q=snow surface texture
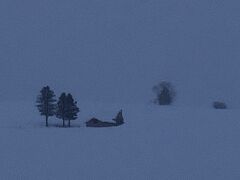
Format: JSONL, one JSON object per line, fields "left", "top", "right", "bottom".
{"left": 1, "top": 102, "right": 240, "bottom": 180}
{"left": 1, "top": 0, "right": 240, "bottom": 179}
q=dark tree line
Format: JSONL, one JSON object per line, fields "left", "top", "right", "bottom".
{"left": 36, "top": 86, "right": 80, "bottom": 127}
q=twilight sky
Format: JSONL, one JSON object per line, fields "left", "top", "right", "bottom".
{"left": 1, "top": 0, "right": 240, "bottom": 105}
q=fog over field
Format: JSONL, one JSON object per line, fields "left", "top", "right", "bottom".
{"left": 1, "top": 0, "right": 240, "bottom": 106}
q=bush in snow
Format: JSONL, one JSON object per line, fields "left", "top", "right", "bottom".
{"left": 152, "top": 81, "right": 175, "bottom": 105}
{"left": 213, "top": 101, "right": 227, "bottom": 109}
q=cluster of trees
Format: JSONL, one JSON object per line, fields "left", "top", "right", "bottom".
{"left": 36, "top": 86, "right": 80, "bottom": 127}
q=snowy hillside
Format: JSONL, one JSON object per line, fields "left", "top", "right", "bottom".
{"left": 1, "top": 0, "right": 240, "bottom": 179}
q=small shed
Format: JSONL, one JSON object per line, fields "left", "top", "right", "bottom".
{"left": 86, "top": 118, "right": 116, "bottom": 127}
{"left": 86, "top": 110, "right": 124, "bottom": 127}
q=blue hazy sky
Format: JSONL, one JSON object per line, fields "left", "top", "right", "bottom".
{"left": 1, "top": 0, "right": 240, "bottom": 105}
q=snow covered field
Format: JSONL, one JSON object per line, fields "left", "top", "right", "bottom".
{"left": 0, "top": 101, "right": 239, "bottom": 180}
{"left": 1, "top": 0, "right": 240, "bottom": 179}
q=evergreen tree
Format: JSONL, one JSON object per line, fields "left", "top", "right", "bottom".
{"left": 56, "top": 93, "right": 79, "bottom": 127}
{"left": 65, "top": 94, "right": 80, "bottom": 127}
{"left": 36, "top": 86, "right": 56, "bottom": 127}
{"left": 56, "top": 93, "right": 67, "bottom": 127}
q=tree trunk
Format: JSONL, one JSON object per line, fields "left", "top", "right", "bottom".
{"left": 46, "top": 116, "right": 48, "bottom": 127}
{"left": 62, "top": 118, "right": 65, "bottom": 127}
{"left": 68, "top": 120, "right": 71, "bottom": 127}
